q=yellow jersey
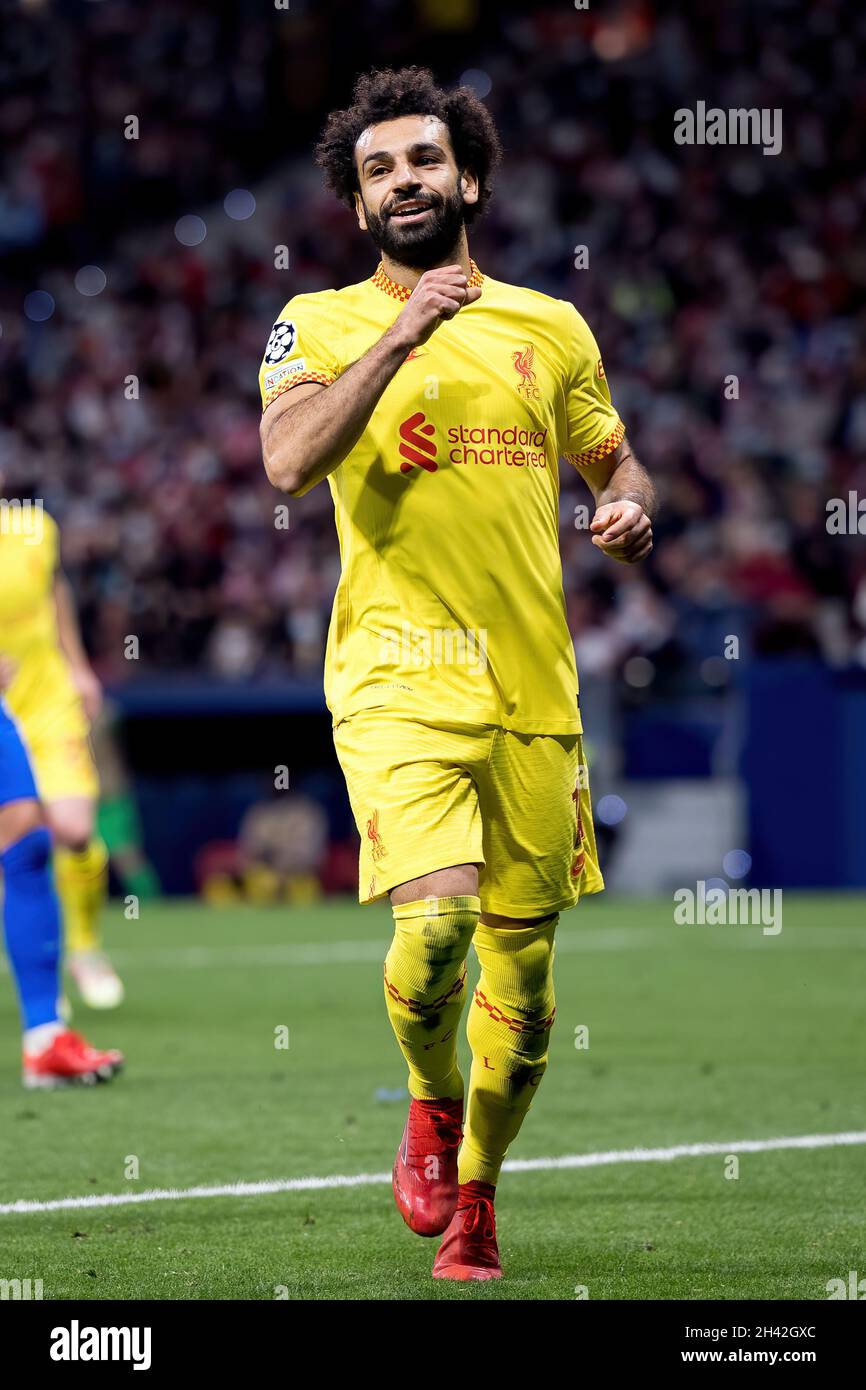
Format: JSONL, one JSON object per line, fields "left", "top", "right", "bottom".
{"left": 259, "top": 260, "right": 624, "bottom": 735}
{"left": 0, "top": 509, "right": 79, "bottom": 721}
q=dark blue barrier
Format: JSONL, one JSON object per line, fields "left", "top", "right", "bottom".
{"left": 104, "top": 681, "right": 347, "bottom": 893}
{"left": 744, "top": 662, "right": 866, "bottom": 888}
{"left": 106, "top": 666, "right": 866, "bottom": 892}
{"left": 110, "top": 677, "right": 327, "bottom": 717}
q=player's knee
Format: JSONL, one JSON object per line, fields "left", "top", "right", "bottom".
{"left": 0, "top": 824, "right": 53, "bottom": 875}
{"left": 0, "top": 799, "right": 44, "bottom": 854}
{"left": 480, "top": 913, "right": 558, "bottom": 1020}
{"left": 45, "top": 804, "right": 94, "bottom": 851}
{"left": 388, "top": 922, "right": 474, "bottom": 990}
{"left": 516, "top": 964, "right": 555, "bottom": 1031}
{"left": 386, "top": 897, "right": 479, "bottom": 1005}
{"left": 511, "top": 976, "right": 556, "bottom": 1076}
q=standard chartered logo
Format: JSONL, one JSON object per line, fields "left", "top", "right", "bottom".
{"left": 447, "top": 424, "right": 548, "bottom": 468}
{"left": 379, "top": 622, "right": 488, "bottom": 674}
{"left": 395, "top": 414, "right": 549, "bottom": 473}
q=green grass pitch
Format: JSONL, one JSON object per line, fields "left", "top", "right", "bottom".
{"left": 0, "top": 894, "right": 863, "bottom": 1301}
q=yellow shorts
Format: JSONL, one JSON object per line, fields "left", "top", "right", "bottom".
{"left": 333, "top": 710, "right": 604, "bottom": 916}
{"left": 7, "top": 696, "right": 99, "bottom": 804}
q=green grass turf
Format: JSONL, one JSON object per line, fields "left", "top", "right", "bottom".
{"left": 0, "top": 894, "right": 863, "bottom": 1300}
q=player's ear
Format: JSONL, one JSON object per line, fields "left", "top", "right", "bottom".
{"left": 354, "top": 190, "right": 368, "bottom": 231}
{"left": 460, "top": 168, "right": 479, "bottom": 209}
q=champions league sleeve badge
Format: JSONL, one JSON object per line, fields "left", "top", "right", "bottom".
{"left": 263, "top": 320, "right": 297, "bottom": 366}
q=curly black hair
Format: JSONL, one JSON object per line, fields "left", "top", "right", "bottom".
{"left": 314, "top": 66, "right": 502, "bottom": 225}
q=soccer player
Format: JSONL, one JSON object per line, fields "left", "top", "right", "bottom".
{"left": 259, "top": 68, "right": 655, "bottom": 1280}
{"left": 0, "top": 698, "right": 123, "bottom": 1086}
{"left": 0, "top": 495, "right": 124, "bottom": 1009}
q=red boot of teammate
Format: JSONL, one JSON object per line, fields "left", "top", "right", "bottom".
{"left": 432, "top": 1181, "right": 503, "bottom": 1280}
{"left": 23, "top": 1028, "right": 124, "bottom": 1089}
{"left": 392, "top": 1097, "right": 463, "bottom": 1236}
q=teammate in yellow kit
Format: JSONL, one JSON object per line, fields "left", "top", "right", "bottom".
{"left": 260, "top": 68, "right": 655, "bottom": 1280}
{"left": 0, "top": 491, "right": 123, "bottom": 1009}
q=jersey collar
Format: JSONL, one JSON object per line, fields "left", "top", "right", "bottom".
{"left": 371, "top": 258, "right": 483, "bottom": 302}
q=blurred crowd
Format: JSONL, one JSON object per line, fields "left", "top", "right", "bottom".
{"left": 1, "top": 0, "right": 865, "bottom": 690}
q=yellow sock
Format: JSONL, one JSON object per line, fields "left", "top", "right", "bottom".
{"left": 384, "top": 895, "right": 480, "bottom": 1101}
{"left": 54, "top": 837, "right": 109, "bottom": 954}
{"left": 460, "top": 916, "right": 558, "bottom": 1186}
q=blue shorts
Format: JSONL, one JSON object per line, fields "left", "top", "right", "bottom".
{"left": 0, "top": 701, "right": 38, "bottom": 808}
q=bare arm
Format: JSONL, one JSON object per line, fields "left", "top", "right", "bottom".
{"left": 576, "top": 435, "right": 656, "bottom": 565}
{"left": 54, "top": 572, "right": 102, "bottom": 719}
{"left": 260, "top": 265, "right": 481, "bottom": 497}
{"left": 260, "top": 333, "right": 410, "bottom": 498}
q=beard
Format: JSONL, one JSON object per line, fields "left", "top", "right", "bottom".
{"left": 362, "top": 185, "right": 467, "bottom": 270}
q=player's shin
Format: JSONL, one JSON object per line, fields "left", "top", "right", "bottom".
{"left": 459, "top": 916, "right": 558, "bottom": 1186}
{"left": 1, "top": 828, "right": 63, "bottom": 1032}
{"left": 54, "top": 835, "right": 108, "bottom": 954}
{"left": 385, "top": 894, "right": 480, "bottom": 1099}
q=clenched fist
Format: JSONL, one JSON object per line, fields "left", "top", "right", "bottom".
{"left": 390, "top": 265, "right": 482, "bottom": 351}
{"left": 590, "top": 501, "right": 653, "bottom": 564}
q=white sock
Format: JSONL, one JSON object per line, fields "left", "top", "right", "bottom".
{"left": 24, "top": 1020, "right": 64, "bottom": 1052}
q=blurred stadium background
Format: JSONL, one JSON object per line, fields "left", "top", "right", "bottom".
{"left": 2, "top": 0, "right": 865, "bottom": 902}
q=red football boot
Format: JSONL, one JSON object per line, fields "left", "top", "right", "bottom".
{"left": 432, "top": 1181, "right": 502, "bottom": 1280}
{"left": 23, "top": 1029, "right": 124, "bottom": 1089}
{"left": 392, "top": 1097, "right": 463, "bottom": 1236}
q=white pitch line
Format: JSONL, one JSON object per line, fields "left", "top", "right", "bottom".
{"left": 2, "top": 1130, "right": 864, "bottom": 1217}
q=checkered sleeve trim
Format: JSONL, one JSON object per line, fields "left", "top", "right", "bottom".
{"left": 262, "top": 369, "right": 336, "bottom": 410}
{"left": 565, "top": 418, "right": 625, "bottom": 469}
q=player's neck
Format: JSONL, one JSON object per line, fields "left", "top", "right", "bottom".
{"left": 380, "top": 237, "right": 472, "bottom": 292}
